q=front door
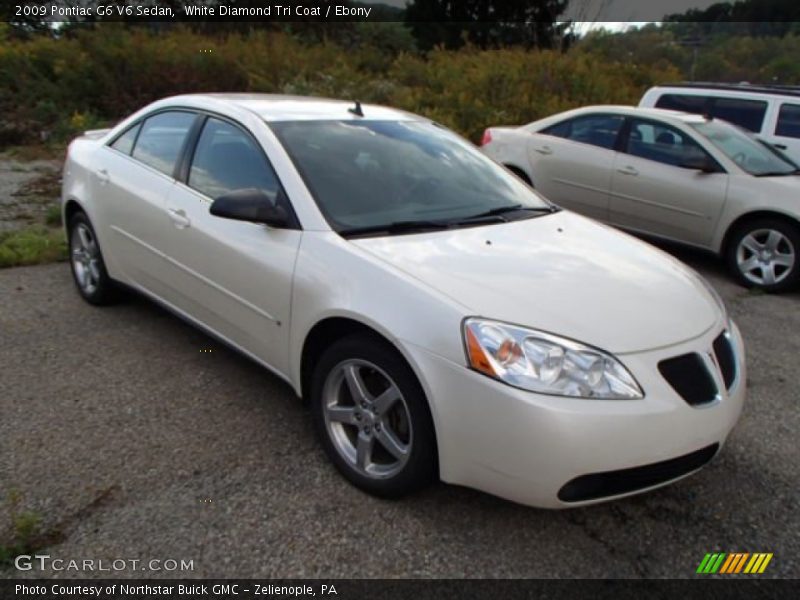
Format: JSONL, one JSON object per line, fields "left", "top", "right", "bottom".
{"left": 609, "top": 118, "right": 729, "bottom": 247}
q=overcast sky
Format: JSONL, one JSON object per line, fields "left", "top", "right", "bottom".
{"left": 364, "top": 0, "right": 724, "bottom": 22}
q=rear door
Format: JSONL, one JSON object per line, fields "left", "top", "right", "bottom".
{"left": 100, "top": 110, "right": 199, "bottom": 295}
{"left": 528, "top": 113, "right": 624, "bottom": 220}
{"left": 609, "top": 118, "right": 729, "bottom": 247}
{"left": 158, "top": 115, "right": 302, "bottom": 374}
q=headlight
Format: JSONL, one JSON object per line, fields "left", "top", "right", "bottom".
{"left": 463, "top": 318, "right": 643, "bottom": 399}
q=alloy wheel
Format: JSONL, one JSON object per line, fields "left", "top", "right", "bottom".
{"left": 736, "top": 228, "right": 796, "bottom": 287}
{"left": 71, "top": 222, "right": 102, "bottom": 295}
{"left": 322, "top": 359, "right": 412, "bottom": 480}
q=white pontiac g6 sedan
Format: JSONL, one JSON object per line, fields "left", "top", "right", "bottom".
{"left": 62, "top": 95, "right": 745, "bottom": 507}
{"left": 481, "top": 105, "right": 800, "bottom": 292}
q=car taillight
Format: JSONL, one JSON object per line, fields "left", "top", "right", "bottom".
{"left": 480, "top": 129, "right": 493, "bottom": 146}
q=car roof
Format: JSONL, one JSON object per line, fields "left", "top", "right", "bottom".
{"left": 162, "top": 93, "right": 421, "bottom": 122}
{"left": 542, "top": 105, "right": 708, "bottom": 124}
{"left": 652, "top": 82, "right": 800, "bottom": 99}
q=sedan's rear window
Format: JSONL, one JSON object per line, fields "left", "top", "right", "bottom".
{"left": 269, "top": 120, "right": 550, "bottom": 232}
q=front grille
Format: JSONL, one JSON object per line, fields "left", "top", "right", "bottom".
{"left": 658, "top": 353, "right": 718, "bottom": 406}
{"left": 713, "top": 332, "right": 736, "bottom": 390}
{"left": 558, "top": 443, "right": 719, "bottom": 502}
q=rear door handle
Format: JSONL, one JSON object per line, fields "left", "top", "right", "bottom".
{"left": 167, "top": 207, "right": 191, "bottom": 229}
{"left": 617, "top": 166, "right": 639, "bottom": 176}
{"left": 535, "top": 145, "right": 553, "bottom": 155}
{"left": 96, "top": 169, "right": 110, "bottom": 185}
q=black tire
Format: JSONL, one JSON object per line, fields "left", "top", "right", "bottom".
{"left": 310, "top": 333, "right": 438, "bottom": 498}
{"left": 725, "top": 217, "right": 800, "bottom": 293}
{"left": 67, "top": 211, "right": 119, "bottom": 305}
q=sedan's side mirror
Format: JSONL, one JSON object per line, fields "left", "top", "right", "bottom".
{"left": 679, "top": 153, "right": 719, "bottom": 173}
{"left": 210, "top": 188, "right": 290, "bottom": 228}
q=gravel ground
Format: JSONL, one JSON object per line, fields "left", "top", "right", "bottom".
{"left": 1, "top": 249, "right": 798, "bottom": 579}
{"left": 0, "top": 159, "right": 61, "bottom": 232}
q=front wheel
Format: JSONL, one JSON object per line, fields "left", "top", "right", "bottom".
{"left": 68, "top": 211, "right": 118, "bottom": 305}
{"left": 310, "top": 334, "right": 438, "bottom": 498}
{"left": 726, "top": 218, "right": 800, "bottom": 292}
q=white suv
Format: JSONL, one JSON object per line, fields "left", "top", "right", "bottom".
{"left": 640, "top": 83, "right": 800, "bottom": 165}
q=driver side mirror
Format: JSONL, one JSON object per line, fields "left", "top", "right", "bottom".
{"left": 210, "top": 188, "right": 290, "bottom": 228}
{"left": 679, "top": 153, "right": 719, "bottom": 173}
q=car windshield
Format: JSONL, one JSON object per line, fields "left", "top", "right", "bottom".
{"left": 269, "top": 120, "right": 552, "bottom": 235}
{"left": 690, "top": 120, "right": 799, "bottom": 176}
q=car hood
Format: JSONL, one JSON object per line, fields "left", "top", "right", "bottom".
{"left": 352, "top": 211, "right": 720, "bottom": 354}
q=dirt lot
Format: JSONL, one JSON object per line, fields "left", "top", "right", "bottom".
{"left": 0, "top": 159, "right": 61, "bottom": 232}
{"left": 1, "top": 244, "right": 798, "bottom": 579}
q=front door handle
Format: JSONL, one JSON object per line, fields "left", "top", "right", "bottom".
{"left": 774, "top": 143, "right": 788, "bottom": 150}
{"left": 617, "top": 166, "right": 639, "bottom": 176}
{"left": 96, "top": 169, "right": 110, "bottom": 186}
{"left": 535, "top": 145, "right": 553, "bottom": 155}
{"left": 167, "top": 207, "right": 191, "bottom": 229}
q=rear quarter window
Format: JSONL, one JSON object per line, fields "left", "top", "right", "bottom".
{"left": 109, "top": 123, "right": 141, "bottom": 155}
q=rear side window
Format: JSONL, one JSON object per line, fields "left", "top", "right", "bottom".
{"left": 188, "top": 117, "right": 280, "bottom": 200}
{"left": 709, "top": 98, "right": 767, "bottom": 133}
{"left": 655, "top": 94, "right": 767, "bottom": 133}
{"left": 541, "top": 114, "right": 625, "bottom": 150}
{"left": 775, "top": 104, "right": 800, "bottom": 139}
{"left": 110, "top": 123, "right": 141, "bottom": 155}
{"left": 655, "top": 94, "right": 709, "bottom": 115}
{"left": 132, "top": 111, "right": 196, "bottom": 177}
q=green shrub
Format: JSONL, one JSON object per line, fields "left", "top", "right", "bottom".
{"left": 0, "top": 26, "right": 681, "bottom": 146}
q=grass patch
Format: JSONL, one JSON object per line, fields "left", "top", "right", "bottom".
{"left": 0, "top": 491, "right": 47, "bottom": 567}
{"left": 44, "top": 204, "right": 62, "bottom": 227}
{"left": 0, "top": 226, "right": 67, "bottom": 268}
{"left": 0, "top": 144, "right": 66, "bottom": 162}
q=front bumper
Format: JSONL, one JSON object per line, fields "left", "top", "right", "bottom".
{"left": 406, "top": 321, "right": 746, "bottom": 508}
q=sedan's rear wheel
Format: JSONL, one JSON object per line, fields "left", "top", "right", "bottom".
{"left": 727, "top": 218, "right": 800, "bottom": 292}
{"left": 68, "top": 212, "right": 118, "bottom": 305}
{"left": 311, "top": 334, "right": 437, "bottom": 497}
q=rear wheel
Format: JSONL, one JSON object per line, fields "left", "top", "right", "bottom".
{"left": 726, "top": 217, "right": 800, "bottom": 292}
{"left": 310, "top": 334, "right": 438, "bottom": 498}
{"left": 68, "top": 212, "right": 118, "bottom": 305}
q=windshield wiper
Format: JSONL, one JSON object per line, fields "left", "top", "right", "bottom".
{"left": 459, "top": 203, "right": 559, "bottom": 221}
{"left": 755, "top": 169, "right": 800, "bottom": 177}
{"left": 339, "top": 219, "right": 451, "bottom": 238}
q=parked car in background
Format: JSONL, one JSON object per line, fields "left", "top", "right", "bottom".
{"left": 481, "top": 105, "right": 800, "bottom": 292}
{"left": 63, "top": 94, "right": 745, "bottom": 508}
{"left": 640, "top": 82, "right": 800, "bottom": 165}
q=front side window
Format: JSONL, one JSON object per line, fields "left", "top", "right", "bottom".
{"left": 270, "top": 120, "right": 551, "bottom": 233}
{"left": 189, "top": 117, "right": 280, "bottom": 200}
{"left": 775, "top": 103, "right": 800, "bottom": 139}
{"left": 132, "top": 111, "right": 196, "bottom": 177}
{"left": 691, "top": 120, "right": 798, "bottom": 176}
{"left": 110, "top": 123, "right": 141, "bottom": 156}
{"left": 541, "top": 114, "right": 625, "bottom": 150}
{"left": 625, "top": 119, "right": 711, "bottom": 168}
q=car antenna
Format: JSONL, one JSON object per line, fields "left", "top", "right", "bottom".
{"left": 348, "top": 100, "right": 364, "bottom": 117}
